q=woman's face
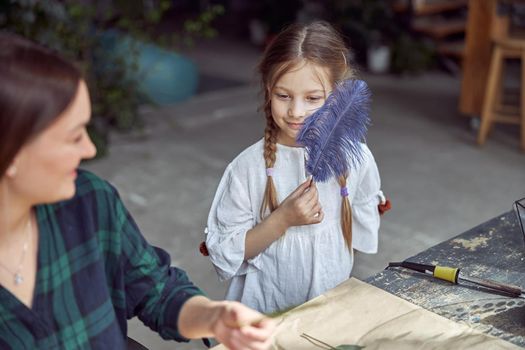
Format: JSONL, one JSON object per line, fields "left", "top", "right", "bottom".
{"left": 270, "top": 61, "right": 332, "bottom": 146}
{"left": 7, "top": 80, "right": 97, "bottom": 205}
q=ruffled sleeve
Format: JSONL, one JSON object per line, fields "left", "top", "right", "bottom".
{"left": 351, "top": 145, "right": 382, "bottom": 254}
{"left": 205, "top": 163, "right": 260, "bottom": 281}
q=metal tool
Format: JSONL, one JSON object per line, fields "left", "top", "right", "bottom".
{"left": 388, "top": 261, "right": 525, "bottom": 298}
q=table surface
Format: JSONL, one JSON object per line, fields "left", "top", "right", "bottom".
{"left": 367, "top": 210, "right": 525, "bottom": 347}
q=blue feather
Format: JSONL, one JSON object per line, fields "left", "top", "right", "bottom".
{"left": 296, "top": 79, "right": 371, "bottom": 182}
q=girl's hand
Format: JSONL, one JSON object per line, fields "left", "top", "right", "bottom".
{"left": 243, "top": 178, "right": 324, "bottom": 259}
{"left": 211, "top": 301, "right": 275, "bottom": 350}
{"left": 276, "top": 178, "right": 324, "bottom": 227}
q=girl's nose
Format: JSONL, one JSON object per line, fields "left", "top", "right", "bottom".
{"left": 288, "top": 100, "right": 306, "bottom": 119}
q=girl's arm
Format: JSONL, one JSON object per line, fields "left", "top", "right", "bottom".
{"left": 350, "top": 145, "right": 382, "bottom": 254}
{"left": 244, "top": 178, "right": 324, "bottom": 259}
{"left": 178, "top": 296, "right": 275, "bottom": 350}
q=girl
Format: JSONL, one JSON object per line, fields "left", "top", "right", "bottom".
{"left": 205, "top": 21, "right": 387, "bottom": 314}
{"left": 0, "top": 32, "right": 274, "bottom": 349}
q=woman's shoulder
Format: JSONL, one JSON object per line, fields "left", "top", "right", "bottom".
{"left": 75, "top": 169, "right": 116, "bottom": 195}
{"left": 41, "top": 170, "right": 122, "bottom": 235}
{"left": 64, "top": 170, "right": 123, "bottom": 210}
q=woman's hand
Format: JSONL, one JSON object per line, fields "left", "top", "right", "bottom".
{"left": 276, "top": 178, "right": 324, "bottom": 227}
{"left": 178, "top": 297, "right": 275, "bottom": 350}
{"left": 211, "top": 301, "right": 275, "bottom": 350}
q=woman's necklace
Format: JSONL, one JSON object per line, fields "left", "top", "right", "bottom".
{"left": 0, "top": 217, "right": 32, "bottom": 285}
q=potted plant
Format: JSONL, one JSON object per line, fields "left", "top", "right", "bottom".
{"left": 0, "top": 0, "right": 223, "bottom": 155}
{"left": 326, "top": 0, "right": 397, "bottom": 72}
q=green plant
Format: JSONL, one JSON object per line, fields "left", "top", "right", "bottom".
{"left": 0, "top": 0, "right": 223, "bottom": 156}
{"left": 390, "top": 33, "right": 436, "bottom": 75}
{"left": 327, "top": 0, "right": 398, "bottom": 65}
{"left": 325, "top": 0, "right": 435, "bottom": 74}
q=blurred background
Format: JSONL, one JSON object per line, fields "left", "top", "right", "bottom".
{"left": 2, "top": 0, "right": 525, "bottom": 349}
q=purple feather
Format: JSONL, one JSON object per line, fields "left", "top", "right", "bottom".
{"left": 296, "top": 79, "right": 371, "bottom": 182}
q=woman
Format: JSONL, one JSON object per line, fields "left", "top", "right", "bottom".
{"left": 0, "top": 32, "right": 274, "bottom": 349}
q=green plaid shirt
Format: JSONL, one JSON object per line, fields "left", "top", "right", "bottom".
{"left": 0, "top": 170, "right": 205, "bottom": 349}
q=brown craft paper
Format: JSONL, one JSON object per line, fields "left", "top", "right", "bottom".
{"left": 212, "top": 278, "right": 520, "bottom": 350}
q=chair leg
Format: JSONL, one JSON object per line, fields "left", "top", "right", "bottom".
{"left": 495, "top": 55, "right": 505, "bottom": 112}
{"left": 521, "top": 50, "right": 525, "bottom": 151}
{"left": 478, "top": 46, "right": 504, "bottom": 145}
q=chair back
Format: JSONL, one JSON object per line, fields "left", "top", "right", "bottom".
{"left": 491, "top": 0, "right": 511, "bottom": 42}
{"left": 491, "top": 0, "right": 525, "bottom": 42}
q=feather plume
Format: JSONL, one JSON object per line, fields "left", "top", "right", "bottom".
{"left": 296, "top": 79, "right": 371, "bottom": 182}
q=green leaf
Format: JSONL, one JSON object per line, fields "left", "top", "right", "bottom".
{"left": 160, "top": 0, "right": 171, "bottom": 11}
{"left": 335, "top": 345, "right": 365, "bottom": 350}
{"left": 146, "top": 9, "right": 161, "bottom": 23}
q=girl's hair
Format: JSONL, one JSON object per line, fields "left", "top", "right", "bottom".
{"left": 257, "top": 21, "right": 355, "bottom": 250}
{"left": 0, "top": 32, "right": 82, "bottom": 177}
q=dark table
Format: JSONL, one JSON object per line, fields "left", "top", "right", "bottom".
{"left": 367, "top": 211, "right": 525, "bottom": 347}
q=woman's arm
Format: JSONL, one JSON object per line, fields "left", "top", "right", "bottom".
{"left": 178, "top": 296, "right": 275, "bottom": 350}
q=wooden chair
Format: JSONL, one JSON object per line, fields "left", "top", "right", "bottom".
{"left": 477, "top": 0, "right": 525, "bottom": 150}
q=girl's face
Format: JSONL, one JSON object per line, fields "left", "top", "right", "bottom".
{"left": 6, "top": 80, "right": 97, "bottom": 205}
{"left": 270, "top": 61, "right": 332, "bottom": 146}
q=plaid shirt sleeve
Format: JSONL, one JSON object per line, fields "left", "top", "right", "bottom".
{"left": 90, "top": 171, "right": 207, "bottom": 341}
{"left": 103, "top": 175, "right": 204, "bottom": 341}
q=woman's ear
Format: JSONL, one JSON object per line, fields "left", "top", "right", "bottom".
{"left": 6, "top": 163, "right": 17, "bottom": 178}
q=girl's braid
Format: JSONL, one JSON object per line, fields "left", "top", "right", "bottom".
{"left": 260, "top": 104, "right": 279, "bottom": 218}
{"left": 337, "top": 174, "right": 353, "bottom": 250}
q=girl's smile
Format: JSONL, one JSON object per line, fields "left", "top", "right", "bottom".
{"left": 286, "top": 121, "right": 305, "bottom": 130}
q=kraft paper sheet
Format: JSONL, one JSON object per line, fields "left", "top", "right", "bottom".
{"left": 211, "top": 278, "right": 520, "bottom": 350}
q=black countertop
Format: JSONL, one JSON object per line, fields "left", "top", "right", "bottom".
{"left": 367, "top": 211, "right": 525, "bottom": 347}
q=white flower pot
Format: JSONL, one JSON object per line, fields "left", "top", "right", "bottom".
{"left": 367, "top": 45, "right": 391, "bottom": 74}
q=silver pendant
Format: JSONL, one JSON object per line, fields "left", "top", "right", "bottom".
{"left": 14, "top": 273, "right": 23, "bottom": 285}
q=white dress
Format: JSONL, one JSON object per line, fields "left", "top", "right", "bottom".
{"left": 205, "top": 138, "right": 382, "bottom": 314}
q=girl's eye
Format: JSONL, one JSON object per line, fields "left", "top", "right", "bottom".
{"left": 274, "top": 93, "right": 289, "bottom": 99}
{"left": 307, "top": 96, "right": 323, "bottom": 102}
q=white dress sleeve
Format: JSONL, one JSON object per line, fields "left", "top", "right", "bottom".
{"left": 351, "top": 145, "right": 382, "bottom": 254}
{"left": 205, "top": 163, "right": 261, "bottom": 281}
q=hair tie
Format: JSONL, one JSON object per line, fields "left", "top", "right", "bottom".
{"left": 340, "top": 186, "right": 349, "bottom": 197}
{"left": 266, "top": 168, "right": 274, "bottom": 177}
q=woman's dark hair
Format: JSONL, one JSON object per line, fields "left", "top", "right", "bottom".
{"left": 0, "top": 32, "right": 82, "bottom": 176}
